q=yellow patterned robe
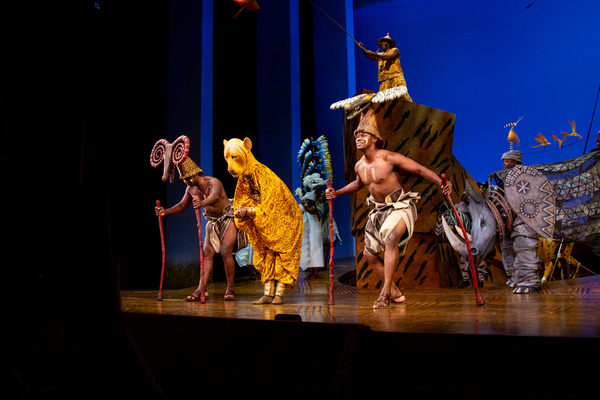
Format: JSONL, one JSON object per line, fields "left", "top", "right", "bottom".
{"left": 377, "top": 48, "right": 412, "bottom": 101}
{"left": 233, "top": 161, "right": 303, "bottom": 285}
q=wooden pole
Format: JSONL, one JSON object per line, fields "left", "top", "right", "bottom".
{"left": 441, "top": 174, "right": 485, "bottom": 306}
{"left": 156, "top": 200, "right": 166, "bottom": 301}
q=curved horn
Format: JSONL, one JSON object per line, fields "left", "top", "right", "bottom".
{"left": 150, "top": 137, "right": 190, "bottom": 183}
{"left": 171, "top": 135, "right": 190, "bottom": 166}
{"left": 442, "top": 215, "right": 469, "bottom": 258}
{"left": 150, "top": 138, "right": 173, "bottom": 183}
{"left": 150, "top": 139, "right": 169, "bottom": 168}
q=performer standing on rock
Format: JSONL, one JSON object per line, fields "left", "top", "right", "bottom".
{"left": 326, "top": 110, "right": 452, "bottom": 308}
{"left": 358, "top": 33, "right": 413, "bottom": 101}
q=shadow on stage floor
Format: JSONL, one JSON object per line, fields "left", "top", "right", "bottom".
{"left": 117, "top": 257, "right": 600, "bottom": 400}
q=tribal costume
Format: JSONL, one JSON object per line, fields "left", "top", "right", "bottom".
{"left": 364, "top": 188, "right": 420, "bottom": 256}
{"left": 377, "top": 49, "right": 410, "bottom": 98}
{"left": 502, "top": 216, "right": 542, "bottom": 290}
{"left": 204, "top": 203, "right": 248, "bottom": 255}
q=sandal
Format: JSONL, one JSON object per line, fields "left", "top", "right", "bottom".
{"left": 224, "top": 289, "right": 236, "bottom": 300}
{"left": 373, "top": 292, "right": 391, "bottom": 309}
{"left": 185, "top": 289, "right": 209, "bottom": 302}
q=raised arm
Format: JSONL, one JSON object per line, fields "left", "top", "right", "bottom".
{"left": 391, "top": 152, "right": 452, "bottom": 196}
{"left": 358, "top": 42, "right": 378, "bottom": 61}
{"left": 359, "top": 44, "right": 399, "bottom": 61}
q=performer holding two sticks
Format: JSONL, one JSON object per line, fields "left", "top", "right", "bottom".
{"left": 151, "top": 136, "right": 243, "bottom": 302}
{"left": 154, "top": 158, "right": 240, "bottom": 301}
{"left": 326, "top": 109, "right": 452, "bottom": 308}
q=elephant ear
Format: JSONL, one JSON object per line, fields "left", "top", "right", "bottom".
{"left": 465, "top": 179, "right": 484, "bottom": 204}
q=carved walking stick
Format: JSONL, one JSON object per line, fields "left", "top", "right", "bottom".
{"left": 195, "top": 209, "right": 206, "bottom": 303}
{"left": 441, "top": 174, "right": 485, "bottom": 306}
{"left": 157, "top": 200, "right": 166, "bottom": 301}
{"left": 327, "top": 181, "right": 335, "bottom": 305}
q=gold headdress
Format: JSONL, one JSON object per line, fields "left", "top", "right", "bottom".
{"left": 354, "top": 108, "right": 383, "bottom": 144}
{"left": 177, "top": 157, "right": 203, "bottom": 179}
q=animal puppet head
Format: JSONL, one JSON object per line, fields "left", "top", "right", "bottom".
{"left": 150, "top": 135, "right": 202, "bottom": 182}
{"left": 223, "top": 137, "right": 256, "bottom": 179}
{"left": 441, "top": 180, "right": 497, "bottom": 267}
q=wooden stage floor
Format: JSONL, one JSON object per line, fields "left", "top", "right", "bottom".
{"left": 121, "top": 257, "right": 600, "bottom": 338}
{"left": 118, "top": 257, "right": 600, "bottom": 399}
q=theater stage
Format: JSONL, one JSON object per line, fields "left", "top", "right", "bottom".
{"left": 120, "top": 257, "right": 600, "bottom": 400}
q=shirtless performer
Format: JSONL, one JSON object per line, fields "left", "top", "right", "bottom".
{"left": 326, "top": 110, "right": 452, "bottom": 308}
{"left": 155, "top": 157, "right": 239, "bottom": 301}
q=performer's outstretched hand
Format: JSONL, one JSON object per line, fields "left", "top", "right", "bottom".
{"left": 441, "top": 180, "right": 453, "bottom": 196}
{"left": 325, "top": 187, "right": 337, "bottom": 200}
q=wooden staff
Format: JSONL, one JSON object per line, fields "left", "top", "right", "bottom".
{"left": 327, "top": 181, "right": 335, "bottom": 305}
{"left": 195, "top": 209, "right": 206, "bottom": 303}
{"left": 306, "top": 0, "right": 361, "bottom": 46}
{"left": 440, "top": 174, "right": 485, "bottom": 306}
{"left": 156, "top": 200, "right": 166, "bottom": 301}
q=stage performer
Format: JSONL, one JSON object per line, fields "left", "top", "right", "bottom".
{"left": 154, "top": 156, "right": 241, "bottom": 301}
{"left": 296, "top": 174, "right": 327, "bottom": 279}
{"left": 499, "top": 150, "right": 542, "bottom": 294}
{"left": 224, "top": 137, "right": 303, "bottom": 305}
{"left": 326, "top": 110, "right": 452, "bottom": 308}
{"left": 358, "top": 33, "right": 412, "bottom": 101}
{"left": 295, "top": 135, "right": 339, "bottom": 280}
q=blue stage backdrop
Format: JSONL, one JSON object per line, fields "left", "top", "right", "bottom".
{"left": 161, "top": 0, "right": 599, "bottom": 267}
{"left": 353, "top": 0, "right": 600, "bottom": 183}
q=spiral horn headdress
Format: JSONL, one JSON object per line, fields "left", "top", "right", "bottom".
{"left": 150, "top": 135, "right": 197, "bottom": 182}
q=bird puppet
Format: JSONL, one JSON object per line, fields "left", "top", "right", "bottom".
{"left": 552, "top": 120, "right": 581, "bottom": 149}
{"left": 504, "top": 116, "right": 523, "bottom": 150}
{"left": 530, "top": 132, "right": 550, "bottom": 148}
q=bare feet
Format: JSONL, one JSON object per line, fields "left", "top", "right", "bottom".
{"left": 306, "top": 268, "right": 319, "bottom": 280}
